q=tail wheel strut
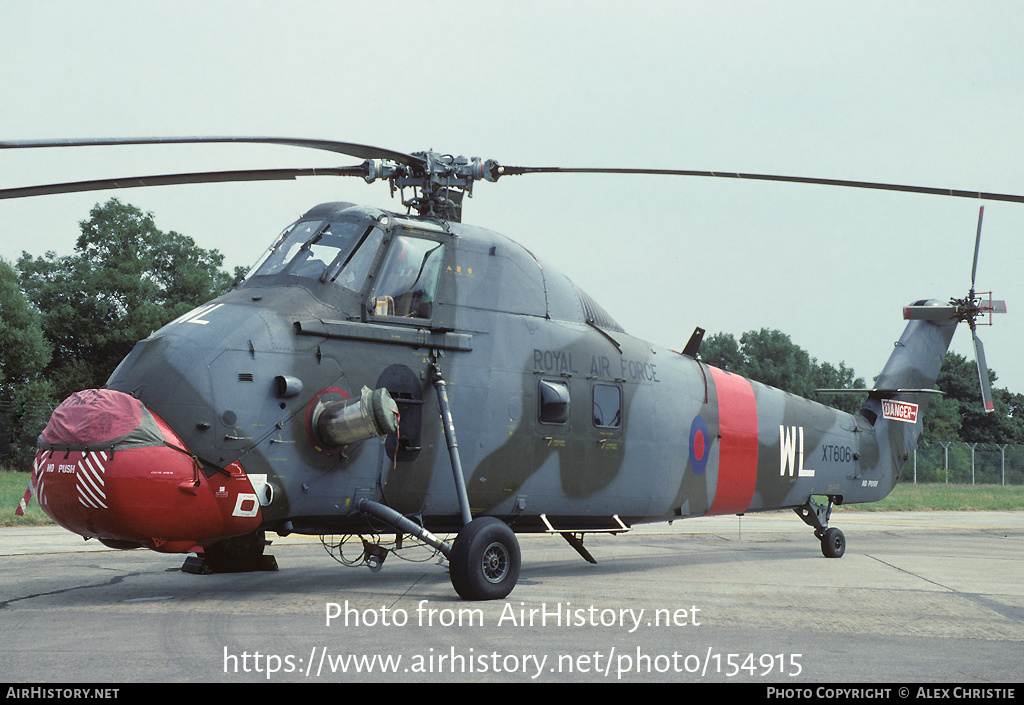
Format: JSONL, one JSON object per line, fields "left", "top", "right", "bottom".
{"left": 795, "top": 496, "right": 846, "bottom": 559}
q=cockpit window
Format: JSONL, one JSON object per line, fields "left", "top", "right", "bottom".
{"left": 332, "top": 227, "right": 383, "bottom": 292}
{"left": 248, "top": 220, "right": 322, "bottom": 277}
{"left": 247, "top": 219, "right": 377, "bottom": 289}
{"left": 370, "top": 235, "right": 445, "bottom": 319}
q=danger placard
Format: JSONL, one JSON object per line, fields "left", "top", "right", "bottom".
{"left": 882, "top": 399, "right": 919, "bottom": 423}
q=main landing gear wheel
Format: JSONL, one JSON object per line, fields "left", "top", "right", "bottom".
{"left": 449, "top": 517, "right": 521, "bottom": 600}
{"left": 820, "top": 527, "right": 846, "bottom": 558}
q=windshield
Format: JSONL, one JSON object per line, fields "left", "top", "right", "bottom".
{"left": 247, "top": 218, "right": 380, "bottom": 291}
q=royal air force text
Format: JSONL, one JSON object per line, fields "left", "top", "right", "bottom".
{"left": 533, "top": 349, "right": 659, "bottom": 383}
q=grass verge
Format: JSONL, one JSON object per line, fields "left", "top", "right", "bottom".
{"left": 2, "top": 470, "right": 1021, "bottom": 527}
{"left": 1, "top": 470, "right": 53, "bottom": 527}
{"left": 837, "top": 482, "right": 1024, "bottom": 512}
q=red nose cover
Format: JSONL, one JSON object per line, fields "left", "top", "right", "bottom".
{"left": 33, "top": 389, "right": 262, "bottom": 553}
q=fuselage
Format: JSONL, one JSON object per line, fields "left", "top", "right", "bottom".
{"left": 34, "top": 202, "right": 912, "bottom": 550}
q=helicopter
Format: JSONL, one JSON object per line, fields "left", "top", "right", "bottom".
{"left": 2, "top": 136, "right": 1010, "bottom": 600}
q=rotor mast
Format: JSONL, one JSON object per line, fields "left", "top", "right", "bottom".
{"left": 361, "top": 152, "right": 501, "bottom": 221}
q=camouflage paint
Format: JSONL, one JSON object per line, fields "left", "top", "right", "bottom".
{"left": 47, "top": 203, "right": 963, "bottom": 548}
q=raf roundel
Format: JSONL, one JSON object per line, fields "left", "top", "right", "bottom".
{"left": 688, "top": 415, "right": 710, "bottom": 476}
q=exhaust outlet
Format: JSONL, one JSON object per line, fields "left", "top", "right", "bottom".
{"left": 311, "top": 386, "right": 399, "bottom": 448}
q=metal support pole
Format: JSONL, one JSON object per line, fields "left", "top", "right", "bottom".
{"left": 431, "top": 364, "right": 473, "bottom": 527}
{"left": 970, "top": 443, "right": 977, "bottom": 485}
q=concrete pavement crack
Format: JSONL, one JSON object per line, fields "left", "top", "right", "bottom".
{"left": 865, "top": 553, "right": 1022, "bottom": 623}
{"left": 0, "top": 571, "right": 142, "bottom": 610}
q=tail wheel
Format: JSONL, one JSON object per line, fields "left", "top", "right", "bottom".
{"left": 449, "top": 517, "right": 521, "bottom": 600}
{"left": 820, "top": 527, "right": 846, "bottom": 558}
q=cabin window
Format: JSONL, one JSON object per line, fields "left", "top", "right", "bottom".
{"left": 592, "top": 383, "right": 621, "bottom": 428}
{"left": 538, "top": 379, "right": 570, "bottom": 424}
{"left": 370, "top": 235, "right": 445, "bottom": 319}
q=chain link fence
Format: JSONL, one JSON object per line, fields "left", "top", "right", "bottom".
{"left": 904, "top": 440, "right": 1024, "bottom": 485}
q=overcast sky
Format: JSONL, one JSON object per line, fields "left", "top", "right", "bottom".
{"left": 2, "top": 1, "right": 1022, "bottom": 397}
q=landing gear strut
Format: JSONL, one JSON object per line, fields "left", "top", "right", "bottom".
{"left": 794, "top": 496, "right": 846, "bottom": 558}
{"left": 431, "top": 363, "right": 521, "bottom": 599}
{"left": 352, "top": 362, "right": 522, "bottom": 600}
{"left": 356, "top": 500, "right": 521, "bottom": 600}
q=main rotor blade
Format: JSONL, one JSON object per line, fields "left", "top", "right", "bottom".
{"left": 0, "top": 166, "right": 365, "bottom": 200}
{"left": 972, "top": 329, "right": 996, "bottom": 413}
{"left": 972, "top": 205, "right": 985, "bottom": 288}
{"left": 0, "top": 136, "right": 425, "bottom": 168}
{"left": 500, "top": 166, "right": 1024, "bottom": 204}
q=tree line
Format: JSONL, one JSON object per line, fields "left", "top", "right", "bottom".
{"left": 1, "top": 199, "right": 239, "bottom": 466}
{"left": 697, "top": 330, "right": 1024, "bottom": 445}
{"left": 2, "top": 198, "right": 1022, "bottom": 468}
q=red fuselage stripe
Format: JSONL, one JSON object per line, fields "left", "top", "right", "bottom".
{"left": 706, "top": 366, "right": 758, "bottom": 515}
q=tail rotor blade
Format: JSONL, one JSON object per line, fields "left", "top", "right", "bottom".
{"left": 971, "top": 205, "right": 984, "bottom": 289}
{"left": 972, "top": 329, "right": 996, "bottom": 413}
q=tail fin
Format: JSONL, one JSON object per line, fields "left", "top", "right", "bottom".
{"left": 861, "top": 304, "right": 957, "bottom": 484}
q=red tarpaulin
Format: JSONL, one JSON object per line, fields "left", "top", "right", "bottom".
{"left": 38, "top": 389, "right": 165, "bottom": 450}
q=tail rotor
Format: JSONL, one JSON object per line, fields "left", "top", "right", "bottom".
{"left": 902, "top": 206, "right": 1006, "bottom": 412}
